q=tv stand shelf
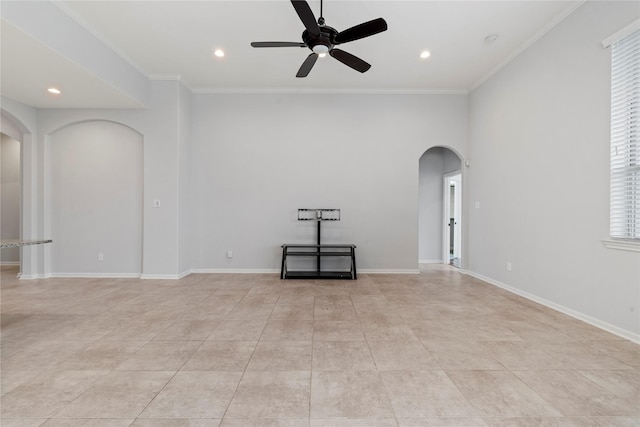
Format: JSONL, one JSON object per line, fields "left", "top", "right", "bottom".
{"left": 280, "top": 244, "right": 357, "bottom": 280}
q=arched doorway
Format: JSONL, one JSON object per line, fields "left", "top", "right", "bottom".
{"left": 418, "top": 146, "right": 463, "bottom": 268}
{"left": 48, "top": 120, "right": 143, "bottom": 276}
{"left": 1, "top": 132, "right": 21, "bottom": 267}
{"left": 1, "top": 110, "right": 32, "bottom": 278}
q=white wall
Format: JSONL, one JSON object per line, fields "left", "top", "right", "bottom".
{"left": 2, "top": 1, "right": 149, "bottom": 107}
{"left": 467, "top": 1, "right": 640, "bottom": 339}
{"left": 178, "top": 81, "right": 193, "bottom": 276}
{"left": 4, "top": 90, "right": 466, "bottom": 277}
{"left": 49, "top": 121, "right": 142, "bottom": 275}
{"left": 191, "top": 93, "right": 468, "bottom": 272}
{"left": 1, "top": 133, "right": 21, "bottom": 263}
{"left": 31, "top": 80, "right": 188, "bottom": 278}
{"left": 418, "top": 147, "right": 462, "bottom": 263}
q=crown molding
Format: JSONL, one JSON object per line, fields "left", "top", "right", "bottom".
{"left": 191, "top": 88, "right": 469, "bottom": 95}
{"left": 602, "top": 19, "right": 640, "bottom": 48}
{"left": 148, "top": 75, "right": 194, "bottom": 91}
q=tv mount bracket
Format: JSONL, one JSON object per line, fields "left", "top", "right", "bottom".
{"left": 298, "top": 209, "right": 340, "bottom": 244}
{"left": 297, "top": 208, "right": 340, "bottom": 222}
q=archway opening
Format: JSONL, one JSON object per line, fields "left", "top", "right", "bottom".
{"left": 1, "top": 110, "right": 29, "bottom": 277}
{"left": 418, "top": 146, "right": 463, "bottom": 268}
{"left": 1, "top": 132, "right": 21, "bottom": 268}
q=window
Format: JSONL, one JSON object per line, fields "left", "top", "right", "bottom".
{"left": 610, "top": 28, "right": 639, "bottom": 242}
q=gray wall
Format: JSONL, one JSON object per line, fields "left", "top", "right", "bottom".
{"left": 190, "top": 93, "right": 468, "bottom": 272}
{"left": 10, "top": 89, "right": 468, "bottom": 276}
{"left": 35, "top": 80, "right": 188, "bottom": 278}
{"left": 1, "top": 133, "right": 21, "bottom": 263}
{"left": 49, "top": 121, "right": 143, "bottom": 275}
{"left": 467, "top": 1, "right": 640, "bottom": 337}
{"left": 178, "top": 82, "right": 193, "bottom": 276}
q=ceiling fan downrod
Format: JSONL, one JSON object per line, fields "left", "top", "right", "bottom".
{"left": 318, "top": 0, "right": 324, "bottom": 25}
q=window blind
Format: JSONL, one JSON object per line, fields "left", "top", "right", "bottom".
{"left": 610, "top": 29, "right": 640, "bottom": 239}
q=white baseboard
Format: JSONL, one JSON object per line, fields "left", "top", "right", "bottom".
{"left": 177, "top": 270, "right": 192, "bottom": 279}
{"left": 140, "top": 274, "right": 181, "bottom": 280}
{"left": 19, "top": 270, "right": 276, "bottom": 280}
{"left": 19, "top": 272, "right": 186, "bottom": 280}
{"left": 17, "top": 268, "right": 419, "bottom": 279}
{"left": 139, "top": 271, "right": 193, "bottom": 280}
{"left": 360, "top": 269, "right": 420, "bottom": 274}
{"left": 465, "top": 270, "right": 640, "bottom": 344}
{"left": 191, "top": 269, "right": 280, "bottom": 274}
{"left": 47, "top": 273, "right": 142, "bottom": 279}
{"left": 18, "top": 274, "right": 47, "bottom": 280}
{"left": 191, "top": 268, "right": 421, "bottom": 275}
{"left": 1, "top": 261, "right": 20, "bottom": 266}
{"left": 419, "top": 259, "right": 443, "bottom": 264}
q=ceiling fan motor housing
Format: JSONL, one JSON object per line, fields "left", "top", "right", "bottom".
{"left": 302, "top": 26, "right": 338, "bottom": 53}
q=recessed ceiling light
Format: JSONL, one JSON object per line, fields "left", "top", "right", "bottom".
{"left": 420, "top": 51, "right": 431, "bottom": 59}
{"left": 47, "top": 87, "right": 61, "bottom": 94}
{"left": 485, "top": 34, "right": 499, "bottom": 43}
{"left": 213, "top": 49, "right": 225, "bottom": 58}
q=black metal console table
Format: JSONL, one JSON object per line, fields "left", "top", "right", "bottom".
{"left": 280, "top": 243, "right": 357, "bottom": 280}
{"left": 280, "top": 208, "right": 357, "bottom": 280}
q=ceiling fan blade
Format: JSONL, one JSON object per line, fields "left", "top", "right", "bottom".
{"left": 334, "top": 18, "right": 388, "bottom": 44}
{"left": 296, "top": 53, "right": 318, "bottom": 78}
{"left": 329, "top": 49, "right": 371, "bottom": 73}
{"left": 251, "top": 42, "right": 306, "bottom": 48}
{"left": 291, "top": 0, "right": 320, "bottom": 36}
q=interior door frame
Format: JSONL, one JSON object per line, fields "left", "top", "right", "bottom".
{"left": 443, "top": 172, "right": 462, "bottom": 266}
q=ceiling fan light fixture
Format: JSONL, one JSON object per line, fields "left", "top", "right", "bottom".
{"left": 318, "top": 53, "right": 327, "bottom": 58}
{"left": 312, "top": 44, "right": 329, "bottom": 54}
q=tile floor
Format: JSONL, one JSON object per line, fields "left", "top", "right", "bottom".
{"left": 1, "top": 264, "right": 638, "bottom": 426}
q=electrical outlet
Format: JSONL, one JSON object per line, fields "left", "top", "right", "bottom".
{"left": 506, "top": 262, "right": 512, "bottom": 271}
{"left": 98, "top": 253, "right": 104, "bottom": 262}
{"left": 226, "top": 250, "right": 233, "bottom": 259}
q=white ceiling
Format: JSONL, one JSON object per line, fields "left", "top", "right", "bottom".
{"left": 1, "top": 0, "right": 583, "bottom": 108}
{"left": 1, "top": 20, "right": 145, "bottom": 109}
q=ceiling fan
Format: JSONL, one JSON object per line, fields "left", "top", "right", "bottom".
{"left": 250, "top": 0, "right": 388, "bottom": 78}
